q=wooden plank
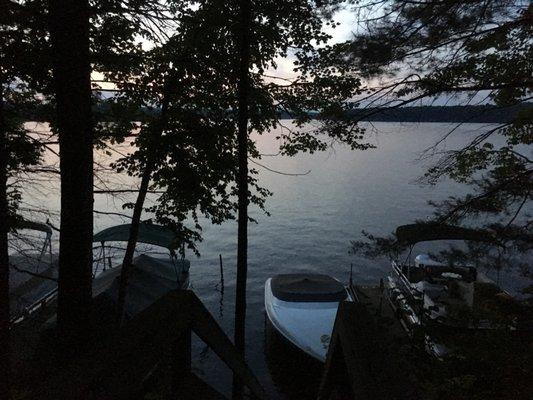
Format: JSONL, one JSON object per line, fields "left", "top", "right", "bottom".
{"left": 188, "top": 293, "right": 268, "bottom": 400}
{"left": 318, "top": 322, "right": 353, "bottom": 400}
{"left": 318, "top": 296, "right": 419, "bottom": 400}
{"left": 171, "top": 328, "right": 191, "bottom": 395}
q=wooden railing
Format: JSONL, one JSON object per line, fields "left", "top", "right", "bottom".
{"left": 27, "top": 290, "right": 267, "bottom": 400}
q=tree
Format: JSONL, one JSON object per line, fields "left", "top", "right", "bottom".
{"left": 5, "top": 0, "right": 172, "bottom": 339}
{"left": 161, "top": 2, "right": 369, "bottom": 398}
{"left": 98, "top": 8, "right": 369, "bottom": 399}
{"left": 0, "top": 71, "right": 10, "bottom": 400}
{"left": 345, "top": 0, "right": 532, "bottom": 277}
{"left": 1, "top": 2, "right": 47, "bottom": 394}
{"left": 5, "top": 2, "right": 370, "bottom": 392}
{"left": 343, "top": 1, "right": 532, "bottom": 397}
{"left": 99, "top": 25, "right": 265, "bottom": 320}
{"left": 233, "top": 0, "right": 251, "bottom": 396}
{"left": 111, "top": 70, "right": 176, "bottom": 321}
{"left": 49, "top": 0, "right": 94, "bottom": 344}
{"left": 2, "top": 2, "right": 214, "bottom": 390}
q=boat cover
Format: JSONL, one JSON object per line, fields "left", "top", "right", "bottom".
{"left": 93, "top": 223, "right": 181, "bottom": 250}
{"left": 271, "top": 273, "right": 347, "bottom": 302}
{"left": 93, "top": 254, "right": 189, "bottom": 318}
{"left": 396, "top": 223, "right": 499, "bottom": 245}
{"left": 9, "top": 255, "right": 58, "bottom": 320}
{"left": 9, "top": 253, "right": 189, "bottom": 321}
{"left": 13, "top": 219, "right": 53, "bottom": 238}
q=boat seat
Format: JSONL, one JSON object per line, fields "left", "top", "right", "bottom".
{"left": 271, "top": 273, "right": 347, "bottom": 302}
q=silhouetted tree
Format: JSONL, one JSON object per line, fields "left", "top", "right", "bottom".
{"left": 344, "top": 2, "right": 532, "bottom": 397}
{"left": 49, "top": 0, "right": 94, "bottom": 344}
{"left": 346, "top": 0, "right": 532, "bottom": 278}
{"left": 5, "top": 3, "right": 371, "bottom": 393}
{"left": 164, "top": 6, "right": 370, "bottom": 397}
{"left": 114, "top": 75, "right": 175, "bottom": 321}
{"left": 1, "top": 1, "right": 170, "bottom": 348}
{"left": 1, "top": 2, "right": 46, "bottom": 393}
{"left": 233, "top": 1, "right": 251, "bottom": 396}
{"left": 0, "top": 75, "right": 9, "bottom": 400}
{"left": 99, "top": 29, "right": 262, "bottom": 319}
{"left": 7, "top": 0, "right": 164, "bottom": 339}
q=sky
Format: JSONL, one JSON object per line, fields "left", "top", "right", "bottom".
{"left": 94, "top": 5, "right": 494, "bottom": 106}
{"left": 95, "top": 7, "right": 358, "bottom": 96}
{"left": 267, "top": 8, "right": 356, "bottom": 81}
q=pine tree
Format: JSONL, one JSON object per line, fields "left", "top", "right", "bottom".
{"left": 347, "top": 0, "right": 532, "bottom": 277}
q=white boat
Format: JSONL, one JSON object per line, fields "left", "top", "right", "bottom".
{"left": 265, "top": 273, "right": 351, "bottom": 362}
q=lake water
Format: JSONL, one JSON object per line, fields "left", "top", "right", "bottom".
{"left": 19, "top": 121, "right": 531, "bottom": 399}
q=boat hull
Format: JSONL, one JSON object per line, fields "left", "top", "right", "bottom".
{"left": 264, "top": 278, "right": 347, "bottom": 362}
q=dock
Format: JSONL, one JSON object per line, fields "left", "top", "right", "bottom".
{"left": 318, "top": 285, "right": 420, "bottom": 400}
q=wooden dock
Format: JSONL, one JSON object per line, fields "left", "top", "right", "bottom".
{"left": 318, "top": 285, "right": 420, "bottom": 400}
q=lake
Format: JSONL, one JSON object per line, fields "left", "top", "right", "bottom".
{"left": 19, "top": 121, "right": 531, "bottom": 399}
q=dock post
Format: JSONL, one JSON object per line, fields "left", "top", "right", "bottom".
{"left": 219, "top": 254, "right": 224, "bottom": 285}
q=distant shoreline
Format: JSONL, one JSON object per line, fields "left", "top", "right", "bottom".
{"left": 19, "top": 102, "right": 532, "bottom": 124}
{"left": 279, "top": 103, "right": 532, "bottom": 123}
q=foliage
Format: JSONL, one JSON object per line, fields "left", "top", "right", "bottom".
{"left": 94, "top": 0, "right": 371, "bottom": 253}
{"left": 4, "top": 0, "right": 373, "bottom": 251}
{"left": 3, "top": 0, "right": 373, "bottom": 252}
{"left": 1, "top": 0, "right": 162, "bottom": 222}
{"left": 413, "top": 329, "right": 532, "bottom": 400}
{"left": 343, "top": 3, "right": 532, "bottom": 397}
{"left": 345, "top": 0, "right": 532, "bottom": 277}
{"left": 0, "top": 1, "right": 45, "bottom": 225}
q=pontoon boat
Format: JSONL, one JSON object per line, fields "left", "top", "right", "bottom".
{"left": 387, "top": 223, "right": 516, "bottom": 357}
{"left": 9, "top": 220, "right": 57, "bottom": 323}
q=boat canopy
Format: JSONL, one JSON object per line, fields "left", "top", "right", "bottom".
{"left": 396, "top": 223, "right": 499, "bottom": 246}
{"left": 13, "top": 220, "right": 52, "bottom": 238}
{"left": 93, "top": 223, "right": 181, "bottom": 250}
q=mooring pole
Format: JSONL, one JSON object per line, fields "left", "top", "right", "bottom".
{"left": 219, "top": 254, "right": 224, "bottom": 288}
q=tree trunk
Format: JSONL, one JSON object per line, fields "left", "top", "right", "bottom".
{"left": 115, "top": 167, "right": 152, "bottom": 322}
{"left": 49, "top": 0, "right": 94, "bottom": 345}
{"left": 0, "top": 79, "right": 11, "bottom": 400}
{"left": 116, "top": 78, "right": 173, "bottom": 322}
{"left": 233, "top": 0, "right": 251, "bottom": 398}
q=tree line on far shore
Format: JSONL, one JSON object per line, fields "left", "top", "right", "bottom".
{"left": 18, "top": 101, "right": 533, "bottom": 124}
